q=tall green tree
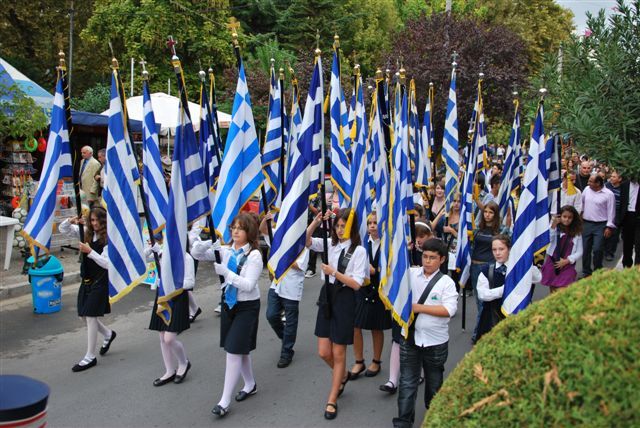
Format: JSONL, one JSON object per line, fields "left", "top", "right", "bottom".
{"left": 81, "top": 0, "right": 235, "bottom": 101}
{"left": 551, "top": 0, "right": 640, "bottom": 180}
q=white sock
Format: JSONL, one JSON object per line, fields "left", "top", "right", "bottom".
{"left": 389, "top": 341, "right": 401, "bottom": 386}
{"left": 84, "top": 317, "right": 98, "bottom": 361}
{"left": 188, "top": 291, "right": 199, "bottom": 316}
{"left": 240, "top": 354, "right": 255, "bottom": 392}
{"left": 165, "top": 332, "right": 188, "bottom": 372}
{"left": 219, "top": 353, "right": 243, "bottom": 408}
{"left": 159, "top": 332, "right": 176, "bottom": 379}
{"left": 96, "top": 319, "right": 111, "bottom": 344}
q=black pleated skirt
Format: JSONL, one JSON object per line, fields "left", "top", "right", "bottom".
{"left": 220, "top": 299, "right": 260, "bottom": 354}
{"left": 353, "top": 285, "right": 392, "bottom": 331}
{"left": 77, "top": 276, "right": 111, "bottom": 317}
{"left": 149, "top": 290, "right": 190, "bottom": 334}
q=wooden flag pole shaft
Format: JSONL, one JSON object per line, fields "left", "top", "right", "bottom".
{"left": 208, "top": 69, "right": 224, "bottom": 161}
{"left": 279, "top": 72, "right": 286, "bottom": 192}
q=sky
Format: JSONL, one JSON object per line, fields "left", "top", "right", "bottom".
{"left": 556, "top": 0, "right": 623, "bottom": 34}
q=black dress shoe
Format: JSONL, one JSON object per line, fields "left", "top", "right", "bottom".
{"left": 324, "top": 403, "right": 338, "bottom": 420}
{"left": 277, "top": 357, "right": 292, "bottom": 368}
{"left": 99, "top": 330, "right": 117, "bottom": 356}
{"left": 153, "top": 373, "right": 176, "bottom": 386}
{"left": 211, "top": 404, "right": 229, "bottom": 417}
{"left": 364, "top": 359, "right": 382, "bottom": 377}
{"left": 348, "top": 360, "right": 366, "bottom": 380}
{"left": 379, "top": 381, "right": 397, "bottom": 394}
{"left": 174, "top": 361, "right": 191, "bottom": 384}
{"left": 189, "top": 307, "right": 202, "bottom": 323}
{"left": 72, "top": 357, "right": 97, "bottom": 372}
{"left": 235, "top": 383, "right": 257, "bottom": 402}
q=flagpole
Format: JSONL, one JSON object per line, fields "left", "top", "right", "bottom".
{"left": 231, "top": 32, "right": 274, "bottom": 245}
{"left": 555, "top": 133, "right": 562, "bottom": 215}
{"left": 279, "top": 66, "right": 286, "bottom": 192}
{"left": 58, "top": 51, "right": 84, "bottom": 247}
{"left": 208, "top": 67, "right": 224, "bottom": 161}
{"left": 110, "top": 57, "right": 162, "bottom": 275}
{"left": 400, "top": 65, "right": 417, "bottom": 263}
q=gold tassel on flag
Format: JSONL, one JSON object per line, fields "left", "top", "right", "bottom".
{"left": 343, "top": 208, "right": 355, "bottom": 239}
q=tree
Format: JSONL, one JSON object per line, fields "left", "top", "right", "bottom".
{"left": 382, "top": 13, "right": 529, "bottom": 150}
{"left": 552, "top": 0, "right": 640, "bottom": 180}
{"left": 81, "top": 0, "right": 235, "bottom": 102}
{"left": 397, "top": 0, "right": 574, "bottom": 71}
{"left": 0, "top": 82, "right": 49, "bottom": 139}
{"left": 70, "top": 82, "right": 110, "bottom": 113}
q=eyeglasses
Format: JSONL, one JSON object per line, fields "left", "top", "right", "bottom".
{"left": 229, "top": 225, "right": 245, "bottom": 232}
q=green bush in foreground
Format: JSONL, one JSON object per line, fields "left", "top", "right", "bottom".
{"left": 426, "top": 268, "right": 640, "bottom": 427}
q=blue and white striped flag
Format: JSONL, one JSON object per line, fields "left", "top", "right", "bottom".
{"left": 502, "top": 101, "right": 550, "bottom": 315}
{"left": 546, "top": 134, "right": 562, "bottom": 195}
{"left": 212, "top": 61, "right": 263, "bottom": 243}
{"left": 103, "top": 72, "right": 147, "bottom": 303}
{"left": 415, "top": 83, "right": 432, "bottom": 190}
{"left": 199, "top": 79, "right": 221, "bottom": 207}
{"left": 157, "top": 58, "right": 211, "bottom": 321}
{"left": 141, "top": 80, "right": 168, "bottom": 235}
{"left": 268, "top": 55, "right": 323, "bottom": 282}
{"left": 286, "top": 77, "right": 302, "bottom": 179}
{"left": 381, "top": 83, "right": 413, "bottom": 337}
{"left": 349, "top": 72, "right": 370, "bottom": 242}
{"left": 21, "top": 77, "right": 72, "bottom": 258}
{"left": 329, "top": 47, "right": 352, "bottom": 207}
{"left": 455, "top": 83, "right": 483, "bottom": 289}
{"left": 442, "top": 65, "right": 460, "bottom": 213}
{"left": 262, "top": 63, "right": 283, "bottom": 212}
{"left": 498, "top": 101, "right": 521, "bottom": 224}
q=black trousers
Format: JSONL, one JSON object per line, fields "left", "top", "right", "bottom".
{"left": 622, "top": 213, "right": 640, "bottom": 267}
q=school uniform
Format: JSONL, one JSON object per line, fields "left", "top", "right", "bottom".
{"left": 541, "top": 228, "right": 583, "bottom": 288}
{"left": 309, "top": 237, "right": 367, "bottom": 345}
{"left": 59, "top": 220, "right": 110, "bottom": 317}
{"left": 148, "top": 252, "right": 194, "bottom": 334}
{"left": 354, "top": 237, "right": 391, "bottom": 331}
{"left": 477, "top": 261, "right": 541, "bottom": 340}
{"left": 394, "top": 268, "right": 458, "bottom": 428}
{"left": 191, "top": 241, "right": 263, "bottom": 354}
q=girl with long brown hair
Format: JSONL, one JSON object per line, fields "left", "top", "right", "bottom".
{"left": 59, "top": 206, "right": 117, "bottom": 372}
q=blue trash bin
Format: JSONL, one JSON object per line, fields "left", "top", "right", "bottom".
{"left": 28, "top": 256, "right": 64, "bottom": 314}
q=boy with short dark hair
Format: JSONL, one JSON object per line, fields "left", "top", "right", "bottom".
{"left": 393, "top": 239, "right": 458, "bottom": 428}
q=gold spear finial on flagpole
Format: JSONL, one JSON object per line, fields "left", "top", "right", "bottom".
{"left": 58, "top": 50, "right": 66, "bottom": 71}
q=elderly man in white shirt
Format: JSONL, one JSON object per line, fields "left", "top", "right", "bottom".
{"left": 393, "top": 239, "right": 458, "bottom": 428}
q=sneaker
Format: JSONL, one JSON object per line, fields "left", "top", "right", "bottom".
{"left": 214, "top": 304, "right": 222, "bottom": 314}
{"left": 305, "top": 270, "right": 316, "bottom": 278}
{"left": 277, "top": 357, "right": 292, "bottom": 368}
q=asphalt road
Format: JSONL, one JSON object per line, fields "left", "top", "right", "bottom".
{"left": 1, "top": 250, "right": 613, "bottom": 427}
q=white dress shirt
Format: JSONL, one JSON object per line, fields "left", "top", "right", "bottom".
{"left": 409, "top": 268, "right": 458, "bottom": 347}
{"left": 58, "top": 219, "right": 109, "bottom": 269}
{"left": 272, "top": 248, "right": 308, "bottom": 302}
{"left": 309, "top": 238, "right": 367, "bottom": 286}
{"left": 143, "top": 246, "right": 195, "bottom": 290}
{"left": 190, "top": 240, "right": 262, "bottom": 301}
{"left": 629, "top": 181, "right": 639, "bottom": 212}
{"left": 477, "top": 261, "right": 542, "bottom": 302}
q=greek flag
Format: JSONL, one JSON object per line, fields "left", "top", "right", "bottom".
{"left": 502, "top": 101, "right": 550, "bottom": 315}
{"left": 103, "top": 72, "right": 147, "bottom": 303}
{"left": 21, "top": 77, "right": 72, "bottom": 258}
{"left": 157, "top": 64, "right": 211, "bottom": 322}
{"left": 349, "top": 73, "right": 370, "bottom": 241}
{"left": 329, "top": 48, "right": 352, "bottom": 207}
{"left": 498, "top": 101, "right": 521, "bottom": 224}
{"left": 142, "top": 80, "right": 168, "bottom": 235}
{"left": 415, "top": 83, "right": 432, "bottom": 189}
{"left": 408, "top": 80, "right": 422, "bottom": 189}
{"left": 268, "top": 55, "right": 322, "bottom": 282}
{"left": 199, "top": 80, "right": 221, "bottom": 206}
{"left": 455, "top": 85, "right": 482, "bottom": 289}
{"left": 475, "top": 94, "right": 489, "bottom": 190}
{"left": 285, "top": 77, "right": 302, "bottom": 179}
{"left": 371, "top": 79, "right": 390, "bottom": 284}
{"left": 212, "top": 60, "right": 263, "bottom": 243}
{"left": 262, "top": 63, "right": 283, "bottom": 212}
{"left": 442, "top": 65, "right": 460, "bottom": 212}
{"left": 381, "top": 85, "right": 412, "bottom": 337}
{"left": 546, "top": 134, "right": 562, "bottom": 195}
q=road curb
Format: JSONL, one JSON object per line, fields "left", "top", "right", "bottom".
{"left": 0, "top": 271, "right": 82, "bottom": 301}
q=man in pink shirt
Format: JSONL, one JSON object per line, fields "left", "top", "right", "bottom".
{"left": 581, "top": 174, "right": 616, "bottom": 277}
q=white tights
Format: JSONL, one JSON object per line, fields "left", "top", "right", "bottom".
{"left": 83, "top": 316, "right": 111, "bottom": 361}
{"left": 187, "top": 291, "right": 198, "bottom": 316}
{"left": 218, "top": 353, "right": 255, "bottom": 408}
{"left": 388, "top": 341, "right": 401, "bottom": 386}
{"left": 158, "top": 332, "right": 188, "bottom": 379}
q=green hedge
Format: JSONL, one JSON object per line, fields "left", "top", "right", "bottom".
{"left": 425, "top": 268, "right": 640, "bottom": 427}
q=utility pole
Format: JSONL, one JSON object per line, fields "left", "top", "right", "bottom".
{"left": 68, "top": 0, "right": 74, "bottom": 97}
